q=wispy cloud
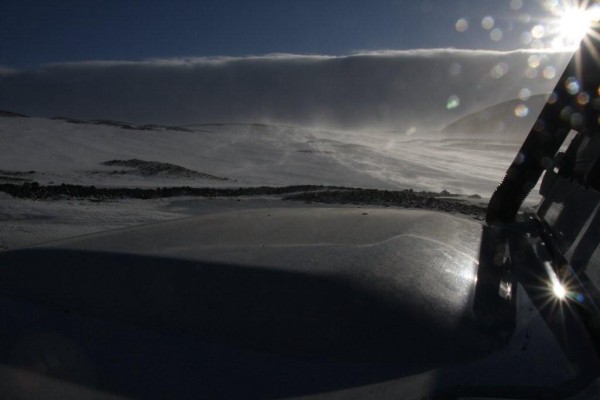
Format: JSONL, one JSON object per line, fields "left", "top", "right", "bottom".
{"left": 0, "top": 49, "right": 572, "bottom": 130}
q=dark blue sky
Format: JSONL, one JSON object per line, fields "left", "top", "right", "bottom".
{"left": 1, "top": 0, "right": 551, "bottom": 68}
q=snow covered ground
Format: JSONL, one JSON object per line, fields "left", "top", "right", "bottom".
{"left": 0, "top": 115, "right": 527, "bottom": 249}
{"left": 0, "top": 193, "right": 387, "bottom": 250}
{"left": 0, "top": 115, "right": 522, "bottom": 192}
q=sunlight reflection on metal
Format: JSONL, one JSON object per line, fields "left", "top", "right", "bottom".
{"left": 544, "top": 261, "right": 567, "bottom": 301}
{"left": 499, "top": 279, "right": 513, "bottom": 300}
{"left": 553, "top": 281, "right": 567, "bottom": 300}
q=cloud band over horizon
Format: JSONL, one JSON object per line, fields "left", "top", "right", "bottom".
{"left": 0, "top": 49, "right": 572, "bottom": 131}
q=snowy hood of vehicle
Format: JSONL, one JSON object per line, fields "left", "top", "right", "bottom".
{"left": 0, "top": 208, "right": 488, "bottom": 363}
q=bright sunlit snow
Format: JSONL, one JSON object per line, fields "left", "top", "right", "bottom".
{"left": 0, "top": 116, "right": 524, "bottom": 194}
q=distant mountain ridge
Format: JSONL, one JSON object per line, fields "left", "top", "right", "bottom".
{"left": 51, "top": 116, "right": 194, "bottom": 132}
{"left": 0, "top": 110, "right": 28, "bottom": 118}
{"left": 441, "top": 94, "right": 547, "bottom": 137}
{"left": 0, "top": 109, "right": 285, "bottom": 132}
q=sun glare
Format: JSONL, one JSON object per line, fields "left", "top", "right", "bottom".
{"left": 543, "top": 261, "right": 569, "bottom": 302}
{"left": 552, "top": 281, "right": 567, "bottom": 300}
{"left": 551, "top": 1, "right": 600, "bottom": 48}
{"left": 559, "top": 8, "right": 596, "bottom": 44}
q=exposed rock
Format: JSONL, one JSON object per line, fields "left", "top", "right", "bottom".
{"left": 100, "top": 159, "right": 228, "bottom": 181}
{"left": 0, "top": 182, "right": 487, "bottom": 219}
{"left": 0, "top": 170, "right": 35, "bottom": 182}
{"left": 283, "top": 189, "right": 486, "bottom": 218}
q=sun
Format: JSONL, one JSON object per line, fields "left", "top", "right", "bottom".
{"left": 546, "top": 1, "right": 600, "bottom": 48}
{"left": 558, "top": 6, "right": 599, "bottom": 45}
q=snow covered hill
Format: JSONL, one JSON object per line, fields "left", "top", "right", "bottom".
{"left": 0, "top": 114, "right": 523, "bottom": 196}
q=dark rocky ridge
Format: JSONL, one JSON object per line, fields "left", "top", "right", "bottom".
{"left": 284, "top": 189, "right": 485, "bottom": 218}
{"left": 0, "top": 169, "right": 35, "bottom": 183}
{"left": 0, "top": 182, "right": 487, "bottom": 219}
{"left": 99, "top": 159, "right": 228, "bottom": 181}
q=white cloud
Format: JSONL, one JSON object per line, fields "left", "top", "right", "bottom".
{"left": 0, "top": 49, "right": 572, "bottom": 130}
